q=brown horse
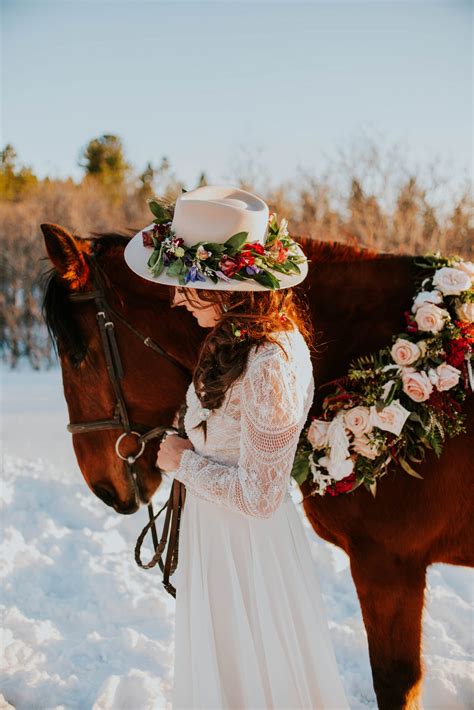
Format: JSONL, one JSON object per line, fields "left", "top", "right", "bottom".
{"left": 40, "top": 223, "right": 473, "bottom": 710}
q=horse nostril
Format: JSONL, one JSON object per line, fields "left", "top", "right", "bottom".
{"left": 116, "top": 500, "right": 140, "bottom": 515}
{"left": 93, "top": 484, "right": 117, "bottom": 507}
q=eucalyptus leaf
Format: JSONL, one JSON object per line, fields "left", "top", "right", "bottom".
{"left": 399, "top": 457, "right": 424, "bottom": 479}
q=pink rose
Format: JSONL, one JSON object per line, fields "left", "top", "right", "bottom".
{"left": 307, "top": 419, "right": 330, "bottom": 449}
{"left": 352, "top": 434, "right": 380, "bottom": 460}
{"left": 414, "top": 303, "right": 449, "bottom": 334}
{"left": 343, "top": 406, "right": 372, "bottom": 437}
{"left": 390, "top": 338, "right": 422, "bottom": 366}
{"left": 435, "top": 363, "right": 461, "bottom": 391}
{"left": 401, "top": 368, "right": 433, "bottom": 402}
{"left": 369, "top": 399, "right": 411, "bottom": 436}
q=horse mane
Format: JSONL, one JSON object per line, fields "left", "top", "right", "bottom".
{"left": 299, "top": 236, "right": 394, "bottom": 262}
{"left": 41, "top": 231, "right": 133, "bottom": 365}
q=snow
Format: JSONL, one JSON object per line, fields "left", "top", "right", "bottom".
{"left": 1, "top": 365, "right": 473, "bottom": 709}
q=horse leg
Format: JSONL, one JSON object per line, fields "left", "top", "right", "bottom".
{"left": 349, "top": 545, "right": 427, "bottom": 710}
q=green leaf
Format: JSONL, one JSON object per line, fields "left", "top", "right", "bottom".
{"left": 399, "top": 457, "right": 424, "bottom": 479}
{"left": 152, "top": 254, "right": 165, "bottom": 276}
{"left": 166, "top": 258, "right": 185, "bottom": 277}
{"left": 283, "top": 259, "right": 302, "bottom": 274}
{"left": 223, "top": 232, "right": 249, "bottom": 255}
{"left": 147, "top": 249, "right": 160, "bottom": 268}
{"left": 148, "top": 200, "right": 172, "bottom": 223}
{"left": 291, "top": 452, "right": 310, "bottom": 485}
{"left": 200, "top": 242, "right": 225, "bottom": 255}
{"left": 252, "top": 270, "right": 281, "bottom": 289}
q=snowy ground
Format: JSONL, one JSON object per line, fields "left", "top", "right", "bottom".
{"left": 1, "top": 365, "right": 473, "bottom": 709}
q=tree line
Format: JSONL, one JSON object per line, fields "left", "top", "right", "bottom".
{"left": 0, "top": 134, "right": 471, "bottom": 369}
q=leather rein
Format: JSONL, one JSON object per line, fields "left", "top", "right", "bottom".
{"left": 66, "top": 253, "right": 188, "bottom": 597}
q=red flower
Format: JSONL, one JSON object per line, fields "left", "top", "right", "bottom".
{"left": 326, "top": 472, "right": 357, "bottom": 497}
{"left": 238, "top": 250, "right": 255, "bottom": 267}
{"left": 142, "top": 223, "right": 169, "bottom": 247}
{"left": 445, "top": 338, "right": 470, "bottom": 368}
{"left": 243, "top": 242, "right": 265, "bottom": 255}
{"left": 219, "top": 255, "right": 242, "bottom": 278}
{"left": 404, "top": 310, "right": 418, "bottom": 334}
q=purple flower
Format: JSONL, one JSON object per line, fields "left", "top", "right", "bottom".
{"left": 185, "top": 265, "right": 207, "bottom": 283}
{"left": 245, "top": 264, "right": 261, "bottom": 275}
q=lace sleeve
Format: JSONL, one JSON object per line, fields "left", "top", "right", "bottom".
{"left": 172, "top": 345, "right": 310, "bottom": 519}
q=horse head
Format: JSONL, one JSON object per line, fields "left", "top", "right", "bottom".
{"left": 40, "top": 223, "right": 205, "bottom": 514}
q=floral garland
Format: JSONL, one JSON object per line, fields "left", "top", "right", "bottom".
{"left": 291, "top": 253, "right": 474, "bottom": 498}
{"left": 142, "top": 199, "right": 306, "bottom": 290}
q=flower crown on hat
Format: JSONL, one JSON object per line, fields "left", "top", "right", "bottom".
{"left": 141, "top": 197, "right": 307, "bottom": 290}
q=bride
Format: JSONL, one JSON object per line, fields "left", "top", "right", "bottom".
{"left": 124, "top": 185, "right": 350, "bottom": 709}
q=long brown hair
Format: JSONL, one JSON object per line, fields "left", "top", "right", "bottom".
{"left": 171, "top": 285, "right": 315, "bottom": 437}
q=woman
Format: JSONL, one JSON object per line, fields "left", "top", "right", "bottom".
{"left": 124, "top": 185, "right": 350, "bottom": 709}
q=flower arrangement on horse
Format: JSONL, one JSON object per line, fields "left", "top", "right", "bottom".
{"left": 291, "top": 253, "right": 474, "bottom": 498}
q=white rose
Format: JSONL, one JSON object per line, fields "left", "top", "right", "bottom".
{"left": 401, "top": 368, "right": 433, "bottom": 402}
{"left": 454, "top": 300, "right": 474, "bottom": 323}
{"left": 432, "top": 266, "right": 472, "bottom": 296}
{"left": 343, "top": 406, "right": 372, "bottom": 437}
{"left": 414, "top": 303, "right": 449, "bottom": 333}
{"left": 352, "top": 434, "right": 380, "bottom": 460}
{"left": 436, "top": 362, "right": 461, "bottom": 391}
{"left": 318, "top": 455, "right": 354, "bottom": 482}
{"left": 427, "top": 368, "right": 439, "bottom": 387}
{"left": 411, "top": 290, "right": 444, "bottom": 313}
{"left": 369, "top": 399, "right": 411, "bottom": 436}
{"left": 327, "top": 413, "right": 351, "bottom": 463}
{"left": 391, "top": 338, "right": 422, "bottom": 366}
{"left": 307, "top": 419, "right": 330, "bottom": 449}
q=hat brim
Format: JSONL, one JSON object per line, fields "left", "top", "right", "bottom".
{"left": 123, "top": 223, "right": 308, "bottom": 291}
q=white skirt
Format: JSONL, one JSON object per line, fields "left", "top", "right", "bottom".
{"left": 171, "top": 489, "right": 350, "bottom": 710}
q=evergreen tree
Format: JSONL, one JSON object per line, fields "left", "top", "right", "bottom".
{"left": 79, "top": 134, "right": 131, "bottom": 199}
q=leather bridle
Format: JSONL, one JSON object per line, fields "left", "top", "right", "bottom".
{"left": 66, "top": 252, "right": 189, "bottom": 596}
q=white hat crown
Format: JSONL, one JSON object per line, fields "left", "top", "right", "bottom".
{"left": 171, "top": 186, "right": 269, "bottom": 246}
{"left": 124, "top": 184, "right": 309, "bottom": 291}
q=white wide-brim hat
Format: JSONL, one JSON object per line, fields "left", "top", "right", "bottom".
{"left": 124, "top": 184, "right": 309, "bottom": 291}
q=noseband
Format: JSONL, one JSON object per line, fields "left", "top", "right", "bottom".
{"left": 66, "top": 253, "right": 190, "bottom": 596}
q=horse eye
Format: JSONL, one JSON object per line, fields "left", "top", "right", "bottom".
{"left": 70, "top": 349, "right": 87, "bottom": 368}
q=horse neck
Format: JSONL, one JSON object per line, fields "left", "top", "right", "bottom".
{"left": 301, "top": 244, "right": 415, "bottom": 403}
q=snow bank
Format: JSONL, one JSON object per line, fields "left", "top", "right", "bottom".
{"left": 1, "top": 366, "right": 472, "bottom": 708}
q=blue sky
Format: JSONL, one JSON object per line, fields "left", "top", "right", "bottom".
{"left": 2, "top": 1, "right": 472, "bottom": 191}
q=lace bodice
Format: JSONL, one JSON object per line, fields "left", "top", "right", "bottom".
{"left": 172, "top": 328, "right": 315, "bottom": 519}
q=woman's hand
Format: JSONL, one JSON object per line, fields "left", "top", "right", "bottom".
{"left": 155, "top": 434, "right": 194, "bottom": 473}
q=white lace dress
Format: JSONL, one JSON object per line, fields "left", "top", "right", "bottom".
{"left": 170, "top": 328, "right": 350, "bottom": 710}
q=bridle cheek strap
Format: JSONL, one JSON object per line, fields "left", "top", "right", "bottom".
{"left": 65, "top": 254, "right": 190, "bottom": 597}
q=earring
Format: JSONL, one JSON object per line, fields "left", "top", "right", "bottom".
{"left": 223, "top": 304, "right": 229, "bottom": 312}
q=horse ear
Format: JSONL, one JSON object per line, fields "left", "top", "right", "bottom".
{"left": 40, "top": 223, "right": 92, "bottom": 290}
